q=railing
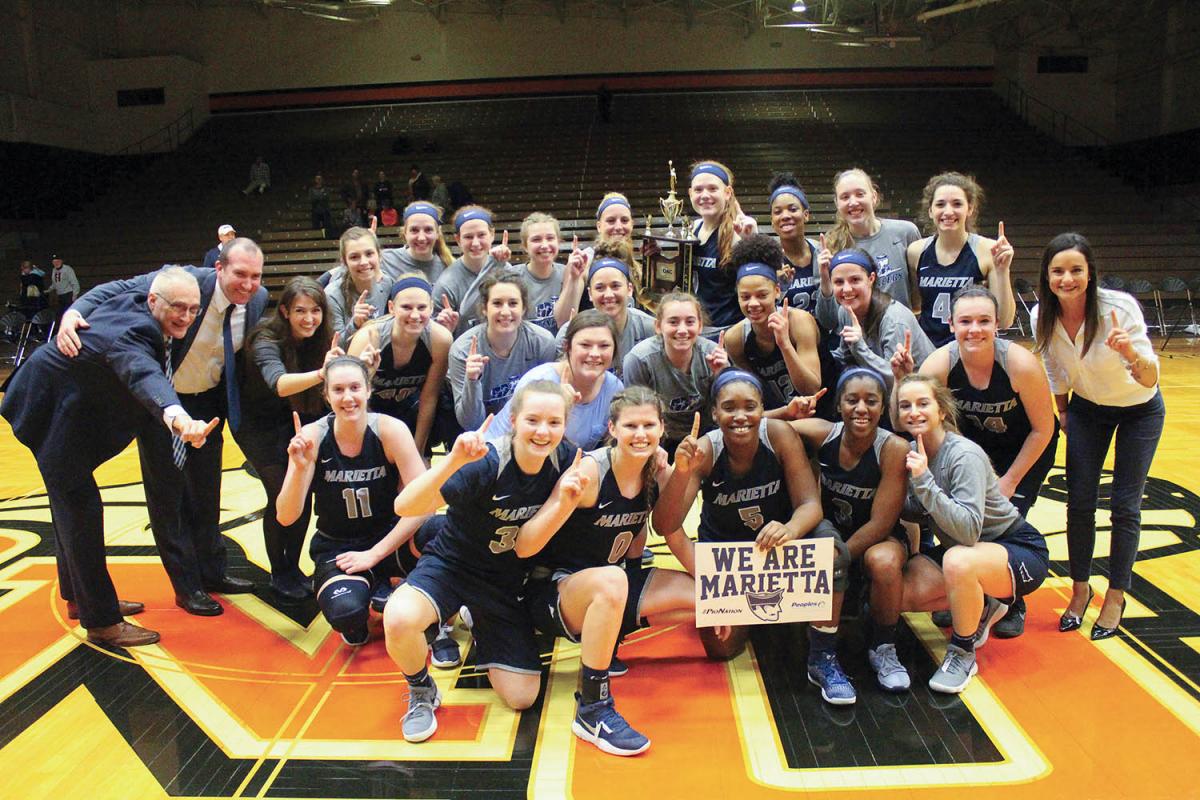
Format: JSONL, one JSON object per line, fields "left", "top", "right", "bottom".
{"left": 1002, "top": 78, "right": 1110, "bottom": 150}
{"left": 113, "top": 106, "right": 196, "bottom": 156}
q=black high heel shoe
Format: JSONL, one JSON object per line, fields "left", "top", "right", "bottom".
{"left": 1090, "top": 597, "right": 1127, "bottom": 641}
{"left": 1059, "top": 585, "right": 1094, "bottom": 632}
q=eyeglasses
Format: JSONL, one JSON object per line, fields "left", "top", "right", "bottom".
{"left": 153, "top": 293, "right": 202, "bottom": 317}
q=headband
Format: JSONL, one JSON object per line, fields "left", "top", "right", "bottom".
{"left": 403, "top": 202, "right": 441, "bottom": 224}
{"left": 769, "top": 185, "right": 809, "bottom": 210}
{"left": 830, "top": 249, "right": 875, "bottom": 275}
{"left": 736, "top": 262, "right": 779, "bottom": 285}
{"left": 835, "top": 367, "right": 887, "bottom": 400}
{"left": 711, "top": 369, "right": 763, "bottom": 401}
{"left": 690, "top": 163, "right": 731, "bottom": 185}
{"left": 596, "top": 196, "right": 632, "bottom": 220}
{"left": 389, "top": 275, "right": 433, "bottom": 299}
{"left": 588, "top": 257, "right": 632, "bottom": 282}
{"left": 454, "top": 209, "right": 492, "bottom": 232}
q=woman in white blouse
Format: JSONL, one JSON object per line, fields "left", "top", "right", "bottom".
{"left": 1030, "top": 233, "right": 1163, "bottom": 640}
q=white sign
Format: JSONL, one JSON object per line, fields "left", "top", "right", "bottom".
{"left": 694, "top": 538, "right": 834, "bottom": 627}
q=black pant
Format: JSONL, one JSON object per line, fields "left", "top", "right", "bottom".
{"left": 47, "top": 476, "right": 121, "bottom": 629}
{"left": 238, "top": 417, "right": 312, "bottom": 579}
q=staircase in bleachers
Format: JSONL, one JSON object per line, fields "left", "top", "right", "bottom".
{"left": 36, "top": 89, "right": 1200, "bottom": 302}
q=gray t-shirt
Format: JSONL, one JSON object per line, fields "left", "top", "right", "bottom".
{"left": 554, "top": 307, "right": 656, "bottom": 380}
{"left": 825, "top": 299, "right": 934, "bottom": 390}
{"left": 906, "top": 431, "right": 1021, "bottom": 547}
{"left": 517, "top": 262, "right": 566, "bottom": 334}
{"left": 447, "top": 321, "right": 557, "bottom": 429}
{"left": 325, "top": 267, "right": 394, "bottom": 348}
{"left": 381, "top": 246, "right": 446, "bottom": 285}
{"left": 622, "top": 335, "right": 718, "bottom": 442}
{"left": 432, "top": 256, "right": 506, "bottom": 338}
{"left": 815, "top": 218, "right": 920, "bottom": 330}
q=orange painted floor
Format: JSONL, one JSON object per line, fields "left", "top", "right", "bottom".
{"left": 1, "top": 340, "right": 1198, "bottom": 799}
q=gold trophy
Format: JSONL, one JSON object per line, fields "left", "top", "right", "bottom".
{"left": 659, "top": 160, "right": 684, "bottom": 238}
{"left": 637, "top": 161, "right": 699, "bottom": 311}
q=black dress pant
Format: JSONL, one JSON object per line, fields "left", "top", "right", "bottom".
{"left": 46, "top": 476, "right": 120, "bottom": 630}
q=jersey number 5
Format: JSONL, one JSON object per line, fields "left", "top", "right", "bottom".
{"left": 739, "top": 505, "right": 764, "bottom": 531}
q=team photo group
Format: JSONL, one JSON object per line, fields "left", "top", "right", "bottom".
{"left": 2, "top": 159, "right": 1163, "bottom": 759}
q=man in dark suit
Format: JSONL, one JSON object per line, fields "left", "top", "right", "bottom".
{"left": 57, "top": 239, "right": 269, "bottom": 615}
{"left": 2, "top": 268, "right": 218, "bottom": 646}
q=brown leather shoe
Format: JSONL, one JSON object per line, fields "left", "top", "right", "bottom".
{"left": 67, "top": 599, "right": 145, "bottom": 620}
{"left": 86, "top": 622, "right": 161, "bottom": 648}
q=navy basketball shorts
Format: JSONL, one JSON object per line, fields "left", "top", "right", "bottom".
{"left": 405, "top": 552, "right": 541, "bottom": 674}
{"left": 310, "top": 530, "right": 410, "bottom": 593}
{"left": 919, "top": 519, "right": 1049, "bottom": 601}
{"left": 526, "top": 564, "right": 657, "bottom": 642}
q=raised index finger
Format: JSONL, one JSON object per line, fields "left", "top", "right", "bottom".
{"left": 469, "top": 335, "right": 478, "bottom": 356}
{"left": 572, "top": 234, "right": 579, "bottom": 252}
{"left": 718, "top": 329, "right": 726, "bottom": 349}
{"left": 572, "top": 447, "right": 583, "bottom": 467}
{"left": 690, "top": 411, "right": 701, "bottom": 439}
{"left": 477, "top": 413, "right": 494, "bottom": 433}
{"left": 358, "top": 290, "right": 369, "bottom": 305}
{"left": 293, "top": 411, "right": 302, "bottom": 435}
{"left": 501, "top": 230, "right": 509, "bottom": 246}
{"left": 813, "top": 387, "right": 828, "bottom": 401}
{"left": 998, "top": 221, "right": 1006, "bottom": 240}
{"left": 820, "top": 232, "right": 827, "bottom": 250}
{"left": 917, "top": 433, "right": 926, "bottom": 456}
{"left": 904, "top": 329, "right": 911, "bottom": 351}
{"left": 442, "top": 295, "right": 452, "bottom": 310}
{"left": 1110, "top": 309, "right": 1120, "bottom": 329}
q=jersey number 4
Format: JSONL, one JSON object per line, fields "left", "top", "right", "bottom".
{"left": 341, "top": 487, "right": 373, "bottom": 519}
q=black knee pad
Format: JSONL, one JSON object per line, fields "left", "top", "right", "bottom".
{"left": 317, "top": 574, "right": 371, "bottom": 635}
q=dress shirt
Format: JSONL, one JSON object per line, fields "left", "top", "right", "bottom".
{"left": 173, "top": 282, "right": 246, "bottom": 394}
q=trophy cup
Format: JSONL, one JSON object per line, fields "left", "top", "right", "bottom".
{"left": 636, "top": 161, "right": 700, "bottom": 312}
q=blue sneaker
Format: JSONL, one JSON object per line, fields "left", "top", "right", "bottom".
{"left": 572, "top": 693, "right": 650, "bottom": 756}
{"left": 430, "top": 625, "right": 461, "bottom": 669}
{"left": 608, "top": 653, "right": 629, "bottom": 677}
{"left": 807, "top": 651, "right": 857, "bottom": 705}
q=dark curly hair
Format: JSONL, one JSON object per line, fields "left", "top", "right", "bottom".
{"left": 767, "top": 170, "right": 805, "bottom": 195}
{"left": 731, "top": 233, "right": 784, "bottom": 272}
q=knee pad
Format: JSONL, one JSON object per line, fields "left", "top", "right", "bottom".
{"left": 317, "top": 574, "right": 371, "bottom": 636}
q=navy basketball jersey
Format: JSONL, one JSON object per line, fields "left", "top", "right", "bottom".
{"left": 947, "top": 339, "right": 1033, "bottom": 463}
{"left": 917, "top": 234, "right": 983, "bottom": 347}
{"left": 817, "top": 422, "right": 892, "bottom": 537}
{"left": 739, "top": 318, "right": 795, "bottom": 410}
{"left": 425, "top": 438, "right": 573, "bottom": 590}
{"left": 781, "top": 239, "right": 820, "bottom": 312}
{"left": 692, "top": 221, "right": 741, "bottom": 328}
{"left": 537, "top": 446, "right": 652, "bottom": 573}
{"left": 312, "top": 413, "right": 400, "bottom": 542}
{"left": 698, "top": 421, "right": 791, "bottom": 543}
{"left": 369, "top": 317, "right": 433, "bottom": 419}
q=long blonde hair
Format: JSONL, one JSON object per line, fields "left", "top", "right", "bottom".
{"left": 338, "top": 226, "right": 381, "bottom": 317}
{"left": 827, "top": 168, "right": 882, "bottom": 253}
{"left": 402, "top": 201, "right": 453, "bottom": 266}
{"left": 689, "top": 159, "right": 741, "bottom": 270}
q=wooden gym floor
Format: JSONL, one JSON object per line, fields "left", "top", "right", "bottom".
{"left": 0, "top": 338, "right": 1198, "bottom": 800}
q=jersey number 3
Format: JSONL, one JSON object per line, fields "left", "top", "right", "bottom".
{"left": 489, "top": 525, "right": 519, "bottom": 554}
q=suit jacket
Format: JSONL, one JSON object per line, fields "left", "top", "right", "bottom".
{"left": 71, "top": 264, "right": 268, "bottom": 388}
{"left": 1, "top": 292, "right": 181, "bottom": 488}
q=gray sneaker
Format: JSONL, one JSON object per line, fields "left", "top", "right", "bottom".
{"left": 973, "top": 596, "right": 1010, "bottom": 650}
{"left": 867, "top": 643, "right": 911, "bottom": 692}
{"left": 993, "top": 597, "right": 1026, "bottom": 639}
{"left": 402, "top": 683, "right": 441, "bottom": 743}
{"left": 928, "top": 644, "right": 977, "bottom": 694}
{"left": 931, "top": 610, "right": 953, "bottom": 628}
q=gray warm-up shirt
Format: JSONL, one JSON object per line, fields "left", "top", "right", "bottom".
{"left": 381, "top": 247, "right": 446, "bottom": 285}
{"left": 447, "top": 321, "right": 557, "bottom": 429}
{"left": 622, "top": 335, "right": 718, "bottom": 443}
{"left": 432, "top": 256, "right": 507, "bottom": 338}
{"left": 325, "top": 267, "right": 394, "bottom": 348}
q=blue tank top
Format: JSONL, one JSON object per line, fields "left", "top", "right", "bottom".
{"left": 537, "top": 447, "right": 651, "bottom": 573}
{"left": 781, "top": 239, "right": 820, "bottom": 312}
{"left": 816, "top": 422, "right": 893, "bottom": 538}
{"left": 311, "top": 413, "right": 400, "bottom": 543}
{"left": 946, "top": 339, "right": 1037, "bottom": 466}
{"left": 425, "top": 438, "right": 574, "bottom": 591}
{"left": 369, "top": 318, "right": 433, "bottom": 419}
{"left": 917, "top": 234, "right": 983, "bottom": 347}
{"left": 739, "top": 318, "right": 794, "bottom": 410}
{"left": 692, "top": 222, "right": 741, "bottom": 328}
{"left": 698, "top": 421, "right": 791, "bottom": 543}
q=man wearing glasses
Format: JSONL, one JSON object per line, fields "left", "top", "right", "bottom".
{"left": 2, "top": 268, "right": 218, "bottom": 646}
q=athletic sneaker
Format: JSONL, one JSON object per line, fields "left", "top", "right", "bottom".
{"left": 608, "top": 653, "right": 629, "bottom": 677}
{"left": 640, "top": 550, "right": 655, "bottom": 567}
{"left": 402, "top": 683, "right": 441, "bottom": 743}
{"left": 430, "top": 626, "right": 461, "bottom": 669}
{"left": 928, "top": 644, "right": 978, "bottom": 694}
{"left": 572, "top": 692, "right": 650, "bottom": 756}
{"left": 806, "top": 651, "right": 857, "bottom": 705}
{"left": 867, "top": 643, "right": 911, "bottom": 692}
{"left": 993, "top": 597, "right": 1026, "bottom": 639}
{"left": 973, "top": 596, "right": 1010, "bottom": 649}
{"left": 369, "top": 581, "right": 396, "bottom": 613}
{"left": 931, "top": 610, "right": 953, "bottom": 628}
{"left": 458, "top": 605, "right": 474, "bottom": 631}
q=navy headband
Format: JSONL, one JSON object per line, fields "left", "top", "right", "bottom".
{"left": 588, "top": 257, "right": 631, "bottom": 282}
{"left": 830, "top": 249, "right": 875, "bottom": 275}
{"left": 835, "top": 367, "right": 887, "bottom": 400}
{"left": 769, "top": 185, "right": 809, "bottom": 210}
{"left": 690, "top": 163, "right": 731, "bottom": 185}
{"left": 389, "top": 276, "right": 433, "bottom": 299}
{"left": 711, "top": 369, "right": 763, "bottom": 401}
{"left": 454, "top": 209, "right": 492, "bottom": 232}
{"left": 596, "top": 196, "right": 632, "bottom": 220}
{"left": 403, "top": 202, "right": 441, "bottom": 224}
{"left": 736, "top": 262, "right": 779, "bottom": 285}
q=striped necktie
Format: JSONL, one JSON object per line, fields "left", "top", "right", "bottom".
{"left": 164, "top": 345, "right": 187, "bottom": 470}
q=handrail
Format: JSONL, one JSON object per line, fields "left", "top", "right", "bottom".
{"left": 113, "top": 106, "right": 196, "bottom": 156}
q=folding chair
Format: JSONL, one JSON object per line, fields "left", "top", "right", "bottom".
{"left": 1123, "top": 278, "right": 1160, "bottom": 334}
{"left": 1157, "top": 276, "right": 1197, "bottom": 349}
{"left": 15, "top": 307, "right": 57, "bottom": 367}
{"left": 1012, "top": 276, "right": 1037, "bottom": 336}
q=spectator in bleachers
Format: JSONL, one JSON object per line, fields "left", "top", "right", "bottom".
{"left": 432, "top": 205, "right": 512, "bottom": 337}
{"left": 408, "top": 165, "right": 431, "bottom": 202}
{"left": 429, "top": 175, "right": 450, "bottom": 213}
{"left": 327, "top": 226, "right": 393, "bottom": 348}
{"left": 242, "top": 156, "right": 271, "bottom": 195}
{"left": 342, "top": 168, "right": 369, "bottom": 209}
{"left": 17, "top": 260, "right": 47, "bottom": 316}
{"left": 341, "top": 199, "right": 366, "bottom": 232}
{"left": 374, "top": 170, "right": 394, "bottom": 212}
{"left": 447, "top": 180, "right": 472, "bottom": 212}
{"left": 379, "top": 203, "right": 400, "bottom": 228}
{"left": 202, "top": 224, "right": 237, "bottom": 271}
{"left": 48, "top": 254, "right": 80, "bottom": 321}
{"left": 310, "top": 175, "right": 333, "bottom": 235}
{"left": 381, "top": 201, "right": 453, "bottom": 284}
